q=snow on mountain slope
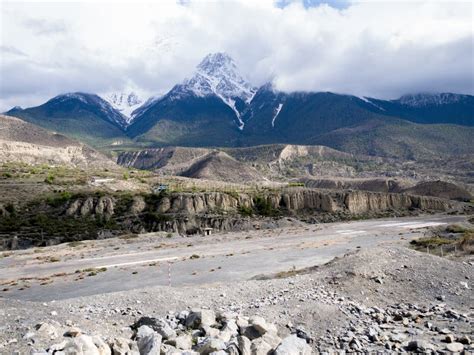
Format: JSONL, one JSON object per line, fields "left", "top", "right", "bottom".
{"left": 397, "top": 93, "right": 467, "bottom": 107}
{"left": 271, "top": 103, "right": 283, "bottom": 127}
{"left": 102, "top": 92, "right": 143, "bottom": 124}
{"left": 166, "top": 52, "right": 256, "bottom": 129}
{"left": 49, "top": 93, "right": 128, "bottom": 129}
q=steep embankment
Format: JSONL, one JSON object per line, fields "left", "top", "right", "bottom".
{"left": 117, "top": 146, "right": 212, "bottom": 173}
{"left": 403, "top": 180, "right": 472, "bottom": 202}
{"left": 180, "top": 151, "right": 266, "bottom": 183}
{"left": 0, "top": 188, "right": 455, "bottom": 249}
{"left": 0, "top": 115, "right": 118, "bottom": 169}
{"left": 300, "top": 177, "right": 407, "bottom": 193}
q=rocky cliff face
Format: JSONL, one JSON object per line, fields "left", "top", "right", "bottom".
{"left": 1, "top": 188, "right": 454, "bottom": 249}
{"left": 63, "top": 188, "right": 451, "bottom": 219}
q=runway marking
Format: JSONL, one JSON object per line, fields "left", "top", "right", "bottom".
{"left": 379, "top": 222, "right": 446, "bottom": 229}
{"left": 96, "top": 257, "right": 179, "bottom": 269}
{"left": 336, "top": 230, "right": 366, "bottom": 235}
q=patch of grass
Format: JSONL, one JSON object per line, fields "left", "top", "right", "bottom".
{"left": 460, "top": 231, "right": 474, "bottom": 250}
{"left": 44, "top": 173, "right": 55, "bottom": 184}
{"left": 46, "top": 191, "right": 72, "bottom": 207}
{"left": 445, "top": 224, "right": 470, "bottom": 234}
{"left": 238, "top": 205, "right": 253, "bottom": 217}
{"left": 47, "top": 256, "right": 61, "bottom": 263}
{"left": 190, "top": 254, "right": 200, "bottom": 259}
{"left": 410, "top": 236, "right": 453, "bottom": 247}
{"left": 253, "top": 196, "right": 279, "bottom": 217}
{"left": 288, "top": 182, "right": 305, "bottom": 187}
{"left": 225, "top": 190, "right": 240, "bottom": 200}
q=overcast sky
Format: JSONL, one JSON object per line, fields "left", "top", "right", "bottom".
{"left": 0, "top": 0, "right": 473, "bottom": 111}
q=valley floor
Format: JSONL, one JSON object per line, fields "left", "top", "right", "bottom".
{"left": 0, "top": 214, "right": 464, "bottom": 302}
{"left": 0, "top": 214, "right": 473, "bottom": 353}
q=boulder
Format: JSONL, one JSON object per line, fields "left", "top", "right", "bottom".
{"left": 446, "top": 342, "right": 464, "bottom": 352}
{"left": 110, "top": 337, "right": 139, "bottom": 355}
{"left": 196, "top": 338, "right": 226, "bottom": 355}
{"left": 247, "top": 316, "right": 277, "bottom": 337}
{"left": 35, "top": 322, "right": 59, "bottom": 339}
{"left": 237, "top": 335, "right": 251, "bottom": 355}
{"left": 250, "top": 338, "right": 273, "bottom": 355}
{"left": 274, "top": 335, "right": 312, "bottom": 355}
{"left": 50, "top": 334, "right": 104, "bottom": 355}
{"left": 132, "top": 317, "right": 177, "bottom": 340}
{"left": 135, "top": 325, "right": 162, "bottom": 355}
{"left": 92, "top": 336, "right": 112, "bottom": 355}
{"left": 186, "top": 309, "right": 216, "bottom": 329}
{"left": 169, "top": 334, "right": 193, "bottom": 350}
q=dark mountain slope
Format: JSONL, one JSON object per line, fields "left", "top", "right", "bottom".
{"left": 7, "top": 93, "right": 130, "bottom": 148}
{"left": 312, "top": 118, "right": 474, "bottom": 160}
{"left": 366, "top": 93, "right": 474, "bottom": 126}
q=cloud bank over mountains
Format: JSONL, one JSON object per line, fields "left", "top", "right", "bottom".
{"left": 1, "top": 0, "right": 472, "bottom": 111}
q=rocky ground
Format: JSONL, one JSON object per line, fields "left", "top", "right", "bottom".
{"left": 0, "top": 245, "right": 472, "bottom": 354}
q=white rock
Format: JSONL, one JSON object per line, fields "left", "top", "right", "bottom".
{"left": 250, "top": 338, "right": 273, "bottom": 355}
{"left": 186, "top": 309, "right": 216, "bottom": 329}
{"left": 109, "top": 337, "right": 139, "bottom": 355}
{"left": 136, "top": 325, "right": 162, "bottom": 355}
{"left": 274, "top": 335, "right": 312, "bottom": 355}
{"left": 446, "top": 342, "right": 464, "bottom": 352}
{"left": 172, "top": 334, "right": 193, "bottom": 350}
{"left": 238, "top": 335, "right": 251, "bottom": 355}
{"left": 196, "top": 337, "right": 226, "bottom": 354}
{"left": 92, "top": 336, "right": 112, "bottom": 355}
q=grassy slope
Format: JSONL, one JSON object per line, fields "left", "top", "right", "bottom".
{"left": 312, "top": 119, "right": 474, "bottom": 160}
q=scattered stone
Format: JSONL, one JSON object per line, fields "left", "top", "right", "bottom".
{"left": 135, "top": 325, "right": 161, "bottom": 355}
{"left": 186, "top": 309, "right": 217, "bottom": 329}
{"left": 445, "top": 342, "right": 464, "bottom": 352}
{"left": 274, "top": 335, "right": 312, "bottom": 355}
{"left": 109, "top": 337, "right": 139, "bottom": 355}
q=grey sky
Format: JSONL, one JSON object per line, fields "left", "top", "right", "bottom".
{"left": 0, "top": 0, "right": 473, "bottom": 111}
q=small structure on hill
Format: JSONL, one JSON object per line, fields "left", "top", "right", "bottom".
{"left": 153, "top": 184, "right": 169, "bottom": 193}
{"left": 202, "top": 227, "right": 213, "bottom": 236}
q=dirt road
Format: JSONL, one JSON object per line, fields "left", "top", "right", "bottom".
{"left": 0, "top": 214, "right": 464, "bottom": 301}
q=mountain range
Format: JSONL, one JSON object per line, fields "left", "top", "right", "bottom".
{"left": 6, "top": 52, "right": 474, "bottom": 159}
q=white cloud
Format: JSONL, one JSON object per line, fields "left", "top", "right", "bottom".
{"left": 0, "top": 0, "right": 472, "bottom": 111}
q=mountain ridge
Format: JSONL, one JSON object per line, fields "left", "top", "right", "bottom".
{"left": 5, "top": 52, "right": 474, "bottom": 158}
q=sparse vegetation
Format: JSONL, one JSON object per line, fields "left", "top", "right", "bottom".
{"left": 238, "top": 205, "right": 253, "bottom": 217}
{"left": 410, "top": 236, "right": 452, "bottom": 247}
{"left": 253, "top": 196, "right": 279, "bottom": 217}
{"left": 44, "top": 173, "right": 55, "bottom": 184}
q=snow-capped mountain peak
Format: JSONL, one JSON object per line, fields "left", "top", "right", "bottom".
{"left": 102, "top": 92, "right": 143, "bottom": 123}
{"left": 167, "top": 52, "right": 256, "bottom": 130}
{"left": 192, "top": 52, "right": 256, "bottom": 102}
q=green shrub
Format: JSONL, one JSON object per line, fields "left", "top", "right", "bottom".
{"left": 253, "top": 196, "right": 278, "bottom": 216}
{"left": 238, "top": 205, "right": 253, "bottom": 217}
{"left": 288, "top": 182, "right": 305, "bottom": 187}
{"left": 410, "top": 236, "right": 452, "bottom": 247}
{"left": 46, "top": 191, "right": 72, "bottom": 207}
{"left": 5, "top": 203, "right": 15, "bottom": 214}
{"left": 143, "top": 212, "right": 170, "bottom": 224}
{"left": 44, "top": 173, "right": 55, "bottom": 184}
{"left": 445, "top": 224, "right": 469, "bottom": 234}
